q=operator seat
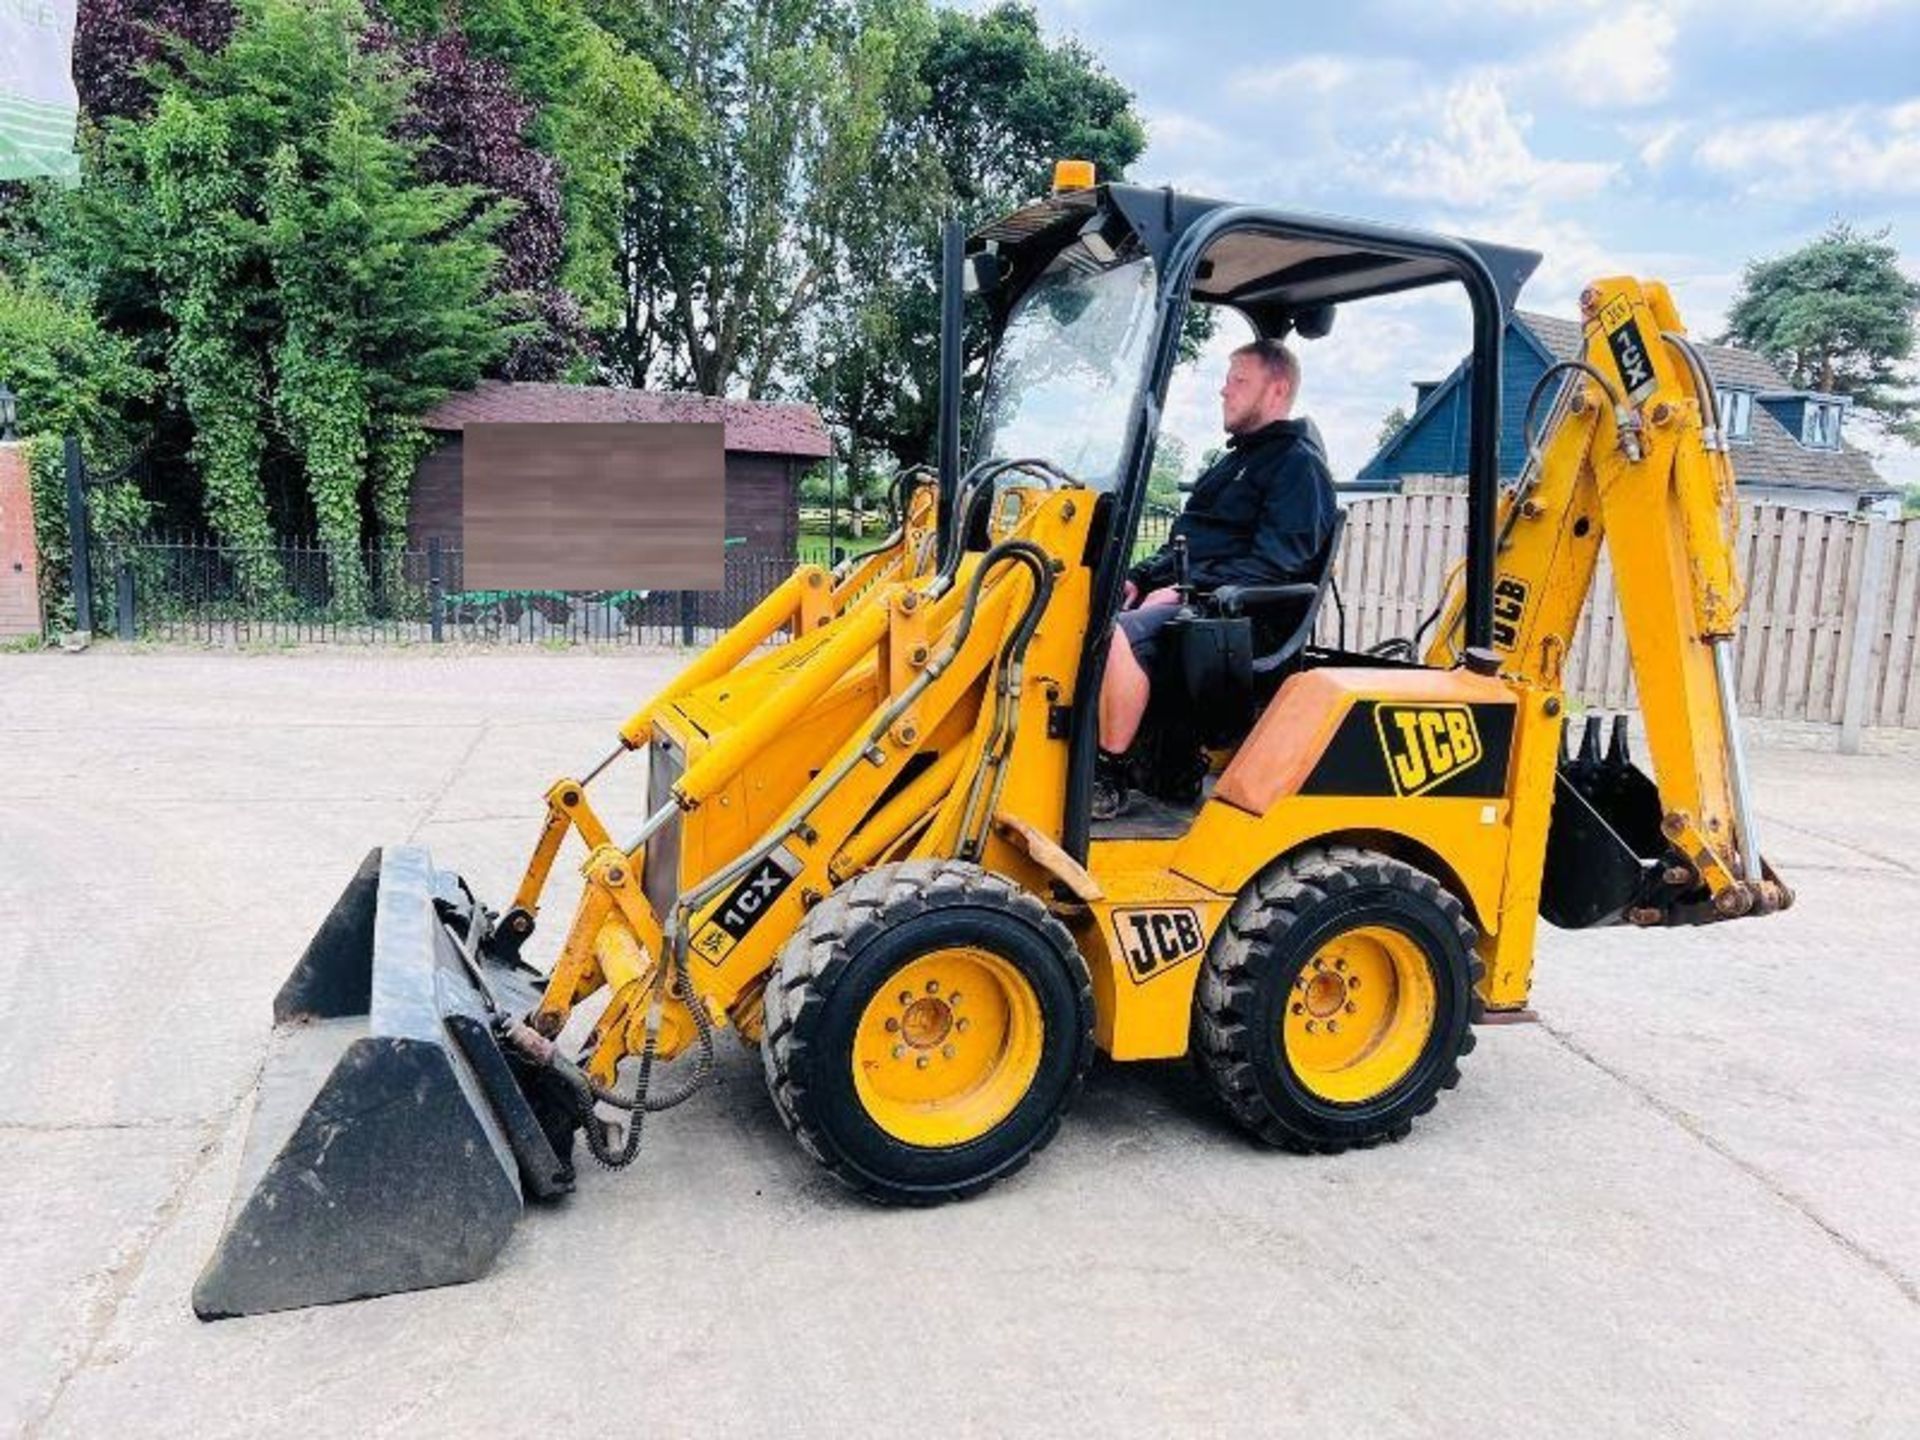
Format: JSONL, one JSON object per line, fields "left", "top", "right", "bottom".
{"left": 1160, "top": 509, "right": 1345, "bottom": 736}
{"left": 1211, "top": 507, "right": 1347, "bottom": 697}
{"left": 1132, "top": 512, "right": 1345, "bottom": 802}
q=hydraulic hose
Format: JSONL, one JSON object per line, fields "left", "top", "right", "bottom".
{"left": 577, "top": 941, "right": 717, "bottom": 1169}
{"left": 953, "top": 541, "right": 1055, "bottom": 854}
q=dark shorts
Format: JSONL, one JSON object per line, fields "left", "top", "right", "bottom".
{"left": 1114, "top": 601, "right": 1181, "bottom": 670}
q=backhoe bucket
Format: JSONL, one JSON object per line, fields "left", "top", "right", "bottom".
{"left": 193, "top": 846, "right": 571, "bottom": 1320}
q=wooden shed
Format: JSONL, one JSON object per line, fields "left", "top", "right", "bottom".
{"left": 412, "top": 382, "right": 832, "bottom": 559}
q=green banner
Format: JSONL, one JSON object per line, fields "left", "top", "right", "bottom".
{"left": 0, "top": 1, "right": 80, "bottom": 183}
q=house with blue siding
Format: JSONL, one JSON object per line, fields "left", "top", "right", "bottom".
{"left": 1356, "top": 312, "right": 1899, "bottom": 515}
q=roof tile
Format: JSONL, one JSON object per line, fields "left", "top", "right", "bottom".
{"left": 422, "top": 381, "right": 833, "bottom": 459}
{"left": 1515, "top": 312, "right": 1890, "bottom": 497}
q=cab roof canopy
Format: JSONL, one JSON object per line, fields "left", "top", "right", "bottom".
{"left": 970, "top": 183, "right": 1540, "bottom": 339}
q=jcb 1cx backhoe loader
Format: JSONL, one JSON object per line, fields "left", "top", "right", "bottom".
{"left": 195, "top": 169, "right": 1791, "bottom": 1319}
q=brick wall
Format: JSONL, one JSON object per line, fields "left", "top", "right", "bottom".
{"left": 0, "top": 443, "right": 42, "bottom": 639}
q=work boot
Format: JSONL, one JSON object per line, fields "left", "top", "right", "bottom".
{"left": 1092, "top": 749, "right": 1133, "bottom": 822}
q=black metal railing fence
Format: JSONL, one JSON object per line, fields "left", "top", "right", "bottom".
{"left": 74, "top": 502, "right": 1182, "bottom": 647}
{"left": 88, "top": 533, "right": 805, "bottom": 647}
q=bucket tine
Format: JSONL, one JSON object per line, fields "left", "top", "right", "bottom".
{"left": 1578, "top": 713, "right": 1603, "bottom": 766}
{"left": 1607, "top": 713, "right": 1632, "bottom": 768}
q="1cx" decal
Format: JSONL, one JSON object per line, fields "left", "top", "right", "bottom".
{"left": 693, "top": 849, "right": 801, "bottom": 964}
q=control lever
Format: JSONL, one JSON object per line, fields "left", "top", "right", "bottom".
{"left": 1172, "top": 536, "right": 1194, "bottom": 607}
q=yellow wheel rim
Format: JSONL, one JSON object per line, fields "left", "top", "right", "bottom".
{"left": 852, "top": 947, "right": 1044, "bottom": 1146}
{"left": 1281, "top": 925, "right": 1436, "bottom": 1104}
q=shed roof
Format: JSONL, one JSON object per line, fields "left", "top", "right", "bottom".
{"left": 1516, "top": 312, "right": 1890, "bottom": 498}
{"left": 423, "top": 381, "right": 833, "bottom": 460}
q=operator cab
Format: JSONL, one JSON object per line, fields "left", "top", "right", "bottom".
{"left": 953, "top": 175, "right": 1539, "bottom": 843}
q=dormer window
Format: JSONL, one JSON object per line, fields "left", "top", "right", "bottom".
{"left": 1804, "top": 400, "right": 1843, "bottom": 449}
{"left": 1716, "top": 388, "right": 1752, "bottom": 441}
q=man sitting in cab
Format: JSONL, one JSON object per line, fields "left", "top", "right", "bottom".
{"left": 1094, "top": 337, "right": 1337, "bottom": 820}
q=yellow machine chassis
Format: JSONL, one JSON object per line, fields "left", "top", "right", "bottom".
{"left": 498, "top": 278, "right": 1784, "bottom": 1101}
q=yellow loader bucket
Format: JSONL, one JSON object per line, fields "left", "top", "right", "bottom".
{"left": 193, "top": 847, "right": 575, "bottom": 1320}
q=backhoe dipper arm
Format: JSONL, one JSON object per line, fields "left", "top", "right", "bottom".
{"left": 1429, "top": 277, "right": 1788, "bottom": 922}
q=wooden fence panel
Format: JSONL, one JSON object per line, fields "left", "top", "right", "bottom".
{"left": 1880, "top": 521, "right": 1920, "bottom": 727}
{"left": 1323, "top": 494, "right": 1918, "bottom": 732}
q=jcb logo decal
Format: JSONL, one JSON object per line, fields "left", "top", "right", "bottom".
{"left": 1111, "top": 906, "right": 1205, "bottom": 983}
{"left": 1491, "top": 574, "right": 1529, "bottom": 652}
{"left": 1374, "top": 704, "right": 1483, "bottom": 797}
{"left": 693, "top": 850, "right": 801, "bottom": 964}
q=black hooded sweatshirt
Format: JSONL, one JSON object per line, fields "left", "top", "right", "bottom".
{"left": 1128, "top": 417, "right": 1336, "bottom": 593}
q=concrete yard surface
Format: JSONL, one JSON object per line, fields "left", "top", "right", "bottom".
{"left": 3, "top": 650, "right": 1918, "bottom": 1438}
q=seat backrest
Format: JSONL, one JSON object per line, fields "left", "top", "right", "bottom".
{"left": 1250, "top": 508, "right": 1345, "bottom": 678}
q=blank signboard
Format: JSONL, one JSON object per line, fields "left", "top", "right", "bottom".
{"left": 460, "top": 422, "right": 725, "bottom": 589}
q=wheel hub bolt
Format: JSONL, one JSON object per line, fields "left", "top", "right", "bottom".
{"left": 1326, "top": 1020, "right": 1339, "bottom": 1034}
{"left": 899, "top": 991, "right": 913, "bottom": 1006}
{"left": 885, "top": 1018, "right": 899, "bottom": 1033}
{"left": 941, "top": 1044, "right": 956, "bottom": 1059}
{"left": 1305, "top": 1020, "right": 1317, "bottom": 1033}
{"left": 892, "top": 1045, "right": 905, "bottom": 1060}
{"left": 956, "top": 1018, "right": 970, "bottom": 1033}
{"left": 915, "top": 1055, "right": 930, "bottom": 1069}
{"left": 1345, "top": 1001, "right": 1358, "bottom": 1014}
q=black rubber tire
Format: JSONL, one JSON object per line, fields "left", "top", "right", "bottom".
{"left": 1192, "top": 844, "right": 1481, "bottom": 1153}
{"left": 762, "top": 859, "right": 1094, "bottom": 1204}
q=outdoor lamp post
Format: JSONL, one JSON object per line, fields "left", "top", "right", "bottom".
{"left": 0, "top": 384, "right": 16, "bottom": 441}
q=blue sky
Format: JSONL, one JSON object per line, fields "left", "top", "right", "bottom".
{"left": 990, "top": 0, "right": 1920, "bottom": 486}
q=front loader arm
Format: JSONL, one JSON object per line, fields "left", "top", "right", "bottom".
{"left": 491, "top": 482, "right": 948, "bottom": 954}
{"left": 1429, "top": 277, "right": 1788, "bottom": 925}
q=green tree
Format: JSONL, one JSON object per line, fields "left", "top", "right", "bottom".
{"left": 1723, "top": 222, "right": 1920, "bottom": 441}
{"left": 809, "top": 2, "right": 1147, "bottom": 492}
{"left": 608, "top": 0, "right": 932, "bottom": 401}
{"left": 1377, "top": 404, "right": 1410, "bottom": 450}
{"left": 0, "top": 271, "right": 156, "bottom": 623}
{"left": 63, "top": 0, "right": 516, "bottom": 606}
{"left": 919, "top": 2, "right": 1144, "bottom": 215}
{"left": 264, "top": 94, "right": 517, "bottom": 609}
{"left": 380, "top": 0, "right": 668, "bottom": 337}
{"left": 1144, "top": 432, "right": 1187, "bottom": 512}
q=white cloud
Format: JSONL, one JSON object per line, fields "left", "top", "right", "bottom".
{"left": 1694, "top": 101, "right": 1920, "bottom": 198}
{"left": 1144, "top": 109, "right": 1226, "bottom": 151}
{"left": 1633, "top": 120, "right": 1687, "bottom": 172}
{"left": 1228, "top": 55, "right": 1409, "bottom": 100}
{"left": 1370, "top": 78, "right": 1617, "bottom": 208}
{"left": 1682, "top": 0, "right": 1908, "bottom": 23}
{"left": 1848, "top": 411, "right": 1920, "bottom": 488}
{"left": 1546, "top": 3, "right": 1677, "bottom": 107}
{"left": 1153, "top": 292, "right": 1479, "bottom": 483}
{"left": 1422, "top": 0, "right": 1900, "bottom": 25}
